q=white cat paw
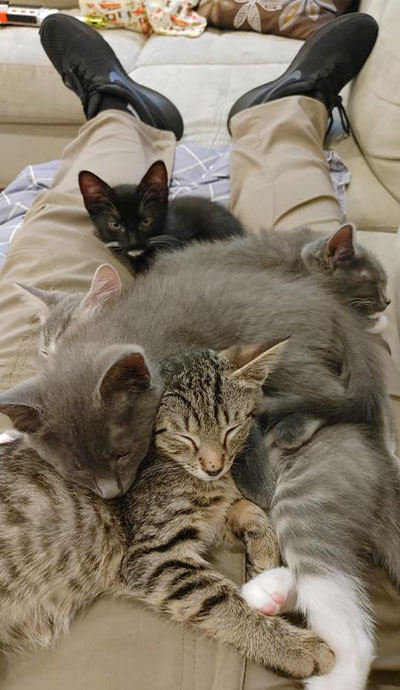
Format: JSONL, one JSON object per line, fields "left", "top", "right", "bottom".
{"left": 241, "top": 567, "right": 296, "bottom": 616}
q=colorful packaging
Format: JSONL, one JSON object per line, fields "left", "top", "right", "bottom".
{"left": 79, "top": 0, "right": 206, "bottom": 37}
{"left": 80, "top": 0, "right": 152, "bottom": 36}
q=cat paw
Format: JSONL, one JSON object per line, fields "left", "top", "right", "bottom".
{"left": 241, "top": 566, "right": 296, "bottom": 615}
{"left": 270, "top": 414, "right": 323, "bottom": 450}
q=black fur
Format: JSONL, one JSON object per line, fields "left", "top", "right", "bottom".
{"left": 79, "top": 161, "right": 244, "bottom": 273}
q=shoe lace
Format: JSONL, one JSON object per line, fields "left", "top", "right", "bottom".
{"left": 326, "top": 95, "right": 351, "bottom": 137}
{"left": 312, "top": 59, "right": 351, "bottom": 137}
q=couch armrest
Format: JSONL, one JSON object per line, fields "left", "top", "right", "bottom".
{"left": 347, "top": 0, "right": 400, "bottom": 206}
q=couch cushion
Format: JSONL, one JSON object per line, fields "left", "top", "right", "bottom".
{"left": 0, "top": 16, "right": 146, "bottom": 125}
{"left": 0, "top": 19, "right": 301, "bottom": 144}
{"left": 335, "top": 135, "right": 400, "bottom": 233}
{"left": 134, "top": 30, "right": 301, "bottom": 145}
{"left": 13, "top": 0, "right": 77, "bottom": 8}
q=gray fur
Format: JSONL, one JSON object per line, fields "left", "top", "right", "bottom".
{"left": 154, "top": 224, "right": 389, "bottom": 317}
{"left": 0, "top": 234, "right": 386, "bottom": 496}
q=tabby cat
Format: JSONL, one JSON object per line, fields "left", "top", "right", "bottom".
{"left": 0, "top": 344, "right": 334, "bottom": 681}
{"left": 79, "top": 161, "right": 244, "bottom": 273}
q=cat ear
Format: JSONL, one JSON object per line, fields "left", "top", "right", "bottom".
{"left": 223, "top": 339, "right": 289, "bottom": 386}
{"left": 80, "top": 264, "right": 123, "bottom": 311}
{"left": 0, "top": 379, "right": 43, "bottom": 433}
{"left": 139, "top": 161, "right": 168, "bottom": 202}
{"left": 78, "top": 170, "right": 113, "bottom": 212}
{"left": 326, "top": 223, "right": 356, "bottom": 266}
{"left": 97, "top": 345, "right": 151, "bottom": 400}
{"left": 14, "top": 283, "right": 69, "bottom": 324}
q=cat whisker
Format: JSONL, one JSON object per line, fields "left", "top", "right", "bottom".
{"left": 147, "top": 235, "right": 183, "bottom": 250}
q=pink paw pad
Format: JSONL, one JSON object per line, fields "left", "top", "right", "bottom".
{"left": 259, "top": 602, "right": 279, "bottom": 615}
{"left": 272, "top": 591, "right": 287, "bottom": 605}
{"left": 241, "top": 567, "right": 295, "bottom": 616}
{"left": 259, "top": 592, "right": 286, "bottom": 615}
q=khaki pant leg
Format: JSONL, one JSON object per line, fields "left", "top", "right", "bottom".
{"left": 230, "top": 96, "right": 400, "bottom": 689}
{"left": 0, "top": 110, "right": 175, "bottom": 408}
{"left": 229, "top": 96, "right": 341, "bottom": 235}
{"left": 0, "top": 112, "right": 251, "bottom": 690}
{"left": 2, "top": 551, "right": 247, "bottom": 690}
{"left": 229, "top": 95, "right": 335, "bottom": 690}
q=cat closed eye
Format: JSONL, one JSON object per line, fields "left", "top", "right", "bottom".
{"left": 176, "top": 434, "right": 199, "bottom": 452}
{"left": 116, "top": 453, "right": 132, "bottom": 465}
{"left": 222, "top": 425, "right": 241, "bottom": 447}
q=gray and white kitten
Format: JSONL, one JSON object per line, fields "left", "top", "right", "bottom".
{"left": 0, "top": 344, "right": 334, "bottom": 681}
{"left": 237, "top": 422, "right": 400, "bottom": 690}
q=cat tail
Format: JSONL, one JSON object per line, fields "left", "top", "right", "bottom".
{"left": 262, "top": 320, "right": 386, "bottom": 427}
{"left": 260, "top": 387, "right": 383, "bottom": 428}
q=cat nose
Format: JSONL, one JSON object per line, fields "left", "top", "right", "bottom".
{"left": 385, "top": 298, "right": 391, "bottom": 306}
{"left": 200, "top": 445, "right": 224, "bottom": 476}
{"left": 94, "top": 477, "right": 122, "bottom": 499}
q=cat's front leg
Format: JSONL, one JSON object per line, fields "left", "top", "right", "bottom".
{"left": 119, "top": 545, "right": 334, "bottom": 679}
{"left": 226, "top": 498, "right": 280, "bottom": 578}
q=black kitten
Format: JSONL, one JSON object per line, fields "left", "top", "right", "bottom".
{"left": 79, "top": 161, "right": 244, "bottom": 273}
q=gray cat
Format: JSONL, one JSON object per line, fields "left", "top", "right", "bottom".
{"left": 16, "top": 224, "right": 389, "bottom": 359}
{"left": 15, "top": 263, "right": 123, "bottom": 358}
{"left": 153, "top": 223, "right": 390, "bottom": 327}
{"left": 15, "top": 224, "right": 390, "bottom": 455}
{"left": 0, "top": 344, "right": 334, "bottom": 681}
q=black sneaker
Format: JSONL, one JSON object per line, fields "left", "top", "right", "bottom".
{"left": 227, "top": 13, "right": 378, "bottom": 132}
{"left": 40, "top": 14, "right": 184, "bottom": 140}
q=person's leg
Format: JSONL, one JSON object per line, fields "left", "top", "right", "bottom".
{"left": 0, "top": 17, "right": 178, "bottom": 410}
{"left": 0, "top": 113, "right": 175, "bottom": 405}
{"left": 229, "top": 96, "right": 341, "bottom": 234}
{"left": 227, "top": 14, "right": 400, "bottom": 688}
{"left": 228, "top": 13, "right": 378, "bottom": 234}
